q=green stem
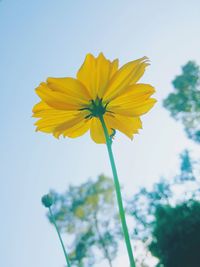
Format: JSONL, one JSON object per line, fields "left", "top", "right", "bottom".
{"left": 49, "top": 207, "right": 71, "bottom": 267}
{"left": 99, "top": 115, "right": 136, "bottom": 267}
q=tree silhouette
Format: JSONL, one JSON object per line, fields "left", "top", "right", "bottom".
{"left": 149, "top": 201, "right": 200, "bottom": 267}
{"left": 128, "top": 151, "right": 200, "bottom": 266}
{"left": 163, "top": 61, "right": 200, "bottom": 143}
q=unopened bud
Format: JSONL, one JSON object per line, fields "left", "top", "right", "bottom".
{"left": 41, "top": 194, "right": 53, "bottom": 208}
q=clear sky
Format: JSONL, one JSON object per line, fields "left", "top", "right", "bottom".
{"left": 1, "top": 1, "right": 200, "bottom": 267}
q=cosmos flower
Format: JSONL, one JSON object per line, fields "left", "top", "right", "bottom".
{"left": 33, "top": 53, "right": 156, "bottom": 143}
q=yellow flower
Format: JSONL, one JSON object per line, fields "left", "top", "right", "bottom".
{"left": 33, "top": 53, "right": 156, "bottom": 143}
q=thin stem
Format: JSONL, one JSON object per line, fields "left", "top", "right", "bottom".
{"left": 99, "top": 115, "right": 136, "bottom": 267}
{"left": 49, "top": 207, "right": 71, "bottom": 267}
{"left": 93, "top": 212, "right": 113, "bottom": 267}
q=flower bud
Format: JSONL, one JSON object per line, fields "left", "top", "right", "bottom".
{"left": 41, "top": 194, "right": 53, "bottom": 208}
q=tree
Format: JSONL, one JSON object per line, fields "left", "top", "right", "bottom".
{"left": 48, "top": 175, "right": 121, "bottom": 267}
{"left": 149, "top": 201, "right": 200, "bottom": 267}
{"left": 127, "top": 150, "right": 200, "bottom": 265}
{"left": 163, "top": 61, "right": 200, "bottom": 143}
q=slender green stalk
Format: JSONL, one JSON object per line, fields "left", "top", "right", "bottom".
{"left": 99, "top": 115, "right": 136, "bottom": 267}
{"left": 49, "top": 207, "right": 71, "bottom": 267}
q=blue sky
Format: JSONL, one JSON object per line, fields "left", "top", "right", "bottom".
{"left": 1, "top": 1, "right": 200, "bottom": 266}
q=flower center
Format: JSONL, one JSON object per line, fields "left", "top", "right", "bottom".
{"left": 90, "top": 98, "right": 106, "bottom": 117}
{"left": 80, "top": 98, "right": 108, "bottom": 119}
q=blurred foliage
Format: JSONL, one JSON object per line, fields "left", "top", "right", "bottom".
{"left": 149, "top": 201, "right": 200, "bottom": 267}
{"left": 163, "top": 61, "right": 200, "bottom": 143}
{"left": 128, "top": 178, "right": 171, "bottom": 242}
{"left": 48, "top": 175, "right": 121, "bottom": 267}
{"left": 133, "top": 60, "right": 200, "bottom": 265}
{"left": 178, "top": 149, "right": 195, "bottom": 182}
{"left": 127, "top": 150, "right": 200, "bottom": 266}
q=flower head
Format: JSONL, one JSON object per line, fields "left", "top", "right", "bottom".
{"left": 33, "top": 53, "right": 156, "bottom": 143}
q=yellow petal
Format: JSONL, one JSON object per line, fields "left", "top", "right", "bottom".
{"left": 105, "top": 114, "right": 142, "bottom": 139}
{"left": 90, "top": 117, "right": 106, "bottom": 144}
{"left": 32, "top": 101, "right": 51, "bottom": 115}
{"left": 103, "top": 57, "right": 149, "bottom": 101}
{"left": 34, "top": 108, "right": 75, "bottom": 119}
{"left": 33, "top": 101, "right": 74, "bottom": 120}
{"left": 33, "top": 100, "right": 82, "bottom": 133}
{"left": 35, "top": 110, "right": 80, "bottom": 132}
{"left": 109, "top": 99, "right": 157, "bottom": 117}
{"left": 63, "top": 119, "right": 91, "bottom": 138}
{"left": 90, "top": 117, "right": 113, "bottom": 144}
{"left": 35, "top": 83, "right": 83, "bottom": 110}
{"left": 107, "top": 84, "right": 156, "bottom": 116}
{"left": 53, "top": 114, "right": 85, "bottom": 138}
{"left": 33, "top": 100, "right": 89, "bottom": 120}
{"left": 96, "top": 53, "right": 112, "bottom": 98}
{"left": 47, "top": 77, "right": 91, "bottom": 102}
{"left": 77, "top": 53, "right": 118, "bottom": 99}
{"left": 109, "top": 59, "right": 119, "bottom": 79}
{"left": 35, "top": 111, "right": 78, "bottom": 128}
{"left": 109, "top": 84, "right": 155, "bottom": 105}
{"left": 77, "top": 54, "right": 97, "bottom": 99}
